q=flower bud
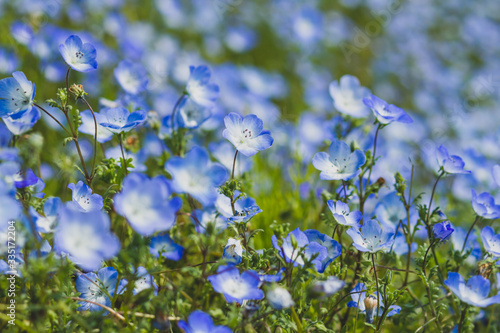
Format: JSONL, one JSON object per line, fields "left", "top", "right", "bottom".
{"left": 69, "top": 84, "right": 88, "bottom": 99}
{"left": 364, "top": 295, "right": 378, "bottom": 324}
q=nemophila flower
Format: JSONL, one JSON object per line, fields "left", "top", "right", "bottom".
{"left": 175, "top": 95, "right": 212, "bottom": 129}
{"left": 451, "top": 227, "right": 481, "bottom": 261}
{"left": 2, "top": 106, "right": 40, "bottom": 135}
{"left": 165, "top": 146, "right": 228, "bottom": 206}
{"left": 222, "top": 112, "right": 273, "bottom": 157}
{"left": 437, "top": 145, "right": 471, "bottom": 175}
{"left": 480, "top": 226, "right": 500, "bottom": 258}
{"left": 222, "top": 238, "right": 243, "bottom": 265}
{"left": 149, "top": 233, "right": 184, "bottom": 261}
{"left": 32, "top": 197, "right": 62, "bottom": 233}
{"left": 99, "top": 107, "right": 147, "bottom": 134}
{"left": 373, "top": 192, "right": 406, "bottom": 231}
{"left": 327, "top": 200, "right": 362, "bottom": 227}
{"left": 444, "top": 272, "right": 500, "bottom": 307}
{"left": 266, "top": 285, "right": 294, "bottom": 310}
{"left": 493, "top": 165, "right": 500, "bottom": 187}
{"left": 76, "top": 267, "right": 127, "bottom": 312}
{"left": 186, "top": 65, "right": 220, "bottom": 108}
{"left": 471, "top": 189, "right": 500, "bottom": 219}
{"left": 114, "top": 60, "right": 148, "bottom": 95}
{"left": 392, "top": 233, "right": 418, "bottom": 256}
{"left": 329, "top": 75, "right": 371, "bottom": 118}
{"left": 67, "top": 181, "right": 103, "bottom": 212}
{"left": 59, "top": 35, "right": 97, "bottom": 72}
{"left": 303, "top": 229, "right": 342, "bottom": 273}
{"left": 347, "top": 283, "right": 401, "bottom": 320}
{"left": 271, "top": 228, "right": 328, "bottom": 272}
{"left": 54, "top": 207, "right": 120, "bottom": 271}
{"left": 363, "top": 95, "right": 413, "bottom": 125}
{"left": 114, "top": 173, "right": 182, "bottom": 236}
{"left": 78, "top": 110, "right": 113, "bottom": 143}
{"left": 215, "top": 191, "right": 262, "bottom": 223}
{"left": 312, "top": 139, "right": 366, "bottom": 181}
{"left": 433, "top": 220, "right": 454, "bottom": 242}
{"left": 207, "top": 266, "right": 264, "bottom": 304}
{"left": 346, "top": 220, "right": 395, "bottom": 253}
{"left": 178, "top": 310, "right": 232, "bottom": 333}
{"left": 0, "top": 71, "right": 36, "bottom": 118}
{"left": 13, "top": 168, "right": 39, "bottom": 188}
{"left": 132, "top": 266, "right": 158, "bottom": 295}
{"left": 311, "top": 276, "right": 346, "bottom": 299}
{"left": 191, "top": 209, "right": 228, "bottom": 234}
{"left": 257, "top": 268, "right": 285, "bottom": 283}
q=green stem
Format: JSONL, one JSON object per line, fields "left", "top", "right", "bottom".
{"left": 372, "top": 253, "right": 381, "bottom": 326}
{"left": 291, "top": 307, "right": 303, "bottom": 333}
{"left": 230, "top": 150, "right": 239, "bottom": 216}
{"left": 461, "top": 216, "right": 480, "bottom": 253}
{"left": 119, "top": 133, "right": 128, "bottom": 176}
{"left": 81, "top": 98, "right": 99, "bottom": 179}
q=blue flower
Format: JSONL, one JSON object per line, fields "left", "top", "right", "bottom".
{"left": 76, "top": 267, "right": 127, "bottom": 312}
{"left": 175, "top": 95, "right": 212, "bottom": 129}
{"left": 78, "top": 110, "right": 113, "bottom": 143}
{"left": 0, "top": 71, "right": 36, "bottom": 118}
{"left": 471, "top": 189, "right": 500, "bottom": 219}
{"left": 54, "top": 207, "right": 120, "bottom": 271}
{"left": 311, "top": 276, "right": 346, "bottom": 299}
{"left": 437, "top": 145, "right": 471, "bottom": 175}
{"left": 59, "top": 35, "right": 97, "bottom": 72}
{"left": 363, "top": 95, "right": 413, "bottom": 124}
{"left": 178, "top": 310, "right": 232, "bottom": 333}
{"left": 132, "top": 266, "right": 158, "bottom": 295}
{"left": 451, "top": 227, "right": 482, "bottom": 261}
{"left": 346, "top": 220, "right": 395, "bottom": 253}
{"left": 271, "top": 228, "right": 329, "bottom": 272}
{"left": 114, "top": 173, "right": 182, "bottom": 236}
{"left": 347, "top": 283, "right": 400, "bottom": 320}
{"left": 190, "top": 209, "right": 228, "bottom": 234}
{"left": 329, "top": 75, "right": 371, "bottom": 118}
{"left": 32, "top": 197, "right": 62, "bottom": 233}
{"left": 67, "top": 181, "right": 103, "bottom": 213}
{"left": 373, "top": 192, "right": 406, "bottom": 231}
{"left": 114, "top": 60, "right": 148, "bottom": 95}
{"left": 480, "top": 226, "right": 500, "bottom": 258}
{"left": 312, "top": 139, "right": 366, "bottom": 181}
{"left": 327, "top": 200, "right": 362, "bottom": 227}
{"left": 392, "top": 233, "right": 418, "bottom": 256}
{"left": 222, "top": 238, "right": 243, "bottom": 265}
{"left": 433, "top": 214, "right": 454, "bottom": 241}
{"left": 99, "top": 107, "right": 147, "bottom": 134}
{"left": 165, "top": 146, "right": 228, "bottom": 206}
{"left": 2, "top": 106, "right": 40, "bottom": 135}
{"left": 266, "top": 286, "right": 294, "bottom": 310}
{"left": 215, "top": 191, "right": 262, "bottom": 223}
{"left": 444, "top": 272, "right": 500, "bottom": 307}
{"left": 222, "top": 112, "right": 274, "bottom": 157}
{"left": 186, "top": 65, "right": 220, "bottom": 108}
{"left": 149, "top": 233, "right": 184, "bottom": 261}
{"left": 303, "top": 229, "right": 342, "bottom": 273}
{"left": 207, "top": 266, "right": 264, "bottom": 304}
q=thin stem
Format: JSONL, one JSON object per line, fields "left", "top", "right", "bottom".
{"left": 458, "top": 304, "right": 468, "bottom": 333}
{"left": 422, "top": 240, "right": 437, "bottom": 277}
{"left": 461, "top": 215, "right": 480, "bottom": 253}
{"left": 425, "top": 171, "right": 444, "bottom": 230}
{"left": 69, "top": 297, "right": 128, "bottom": 324}
{"left": 290, "top": 307, "right": 303, "bottom": 333}
{"left": 65, "top": 67, "right": 71, "bottom": 93}
{"left": 230, "top": 150, "right": 239, "bottom": 216}
{"left": 63, "top": 109, "right": 92, "bottom": 187}
{"left": 372, "top": 253, "right": 381, "bottom": 326}
{"left": 365, "top": 124, "right": 382, "bottom": 190}
{"left": 119, "top": 133, "right": 128, "bottom": 176}
{"left": 35, "top": 103, "right": 71, "bottom": 136}
{"left": 170, "top": 94, "right": 186, "bottom": 131}
{"left": 81, "top": 98, "right": 99, "bottom": 178}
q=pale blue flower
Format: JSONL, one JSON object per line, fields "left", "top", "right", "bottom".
{"left": 445, "top": 272, "right": 500, "bottom": 307}
{"left": 312, "top": 139, "right": 366, "bottom": 181}
{"left": 59, "top": 35, "right": 97, "bottom": 72}
{"left": 222, "top": 112, "right": 273, "bottom": 157}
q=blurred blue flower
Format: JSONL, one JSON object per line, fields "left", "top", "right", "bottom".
{"left": 215, "top": 191, "right": 262, "bottom": 223}
{"left": 132, "top": 266, "right": 158, "bottom": 295}
{"left": 480, "top": 226, "right": 500, "bottom": 258}
{"left": 54, "top": 207, "right": 120, "bottom": 271}
{"left": 373, "top": 192, "right": 406, "bottom": 231}
{"left": 271, "top": 228, "right": 329, "bottom": 272}
{"left": 149, "top": 233, "right": 184, "bottom": 261}
{"left": 303, "top": 229, "right": 342, "bottom": 273}
{"left": 165, "top": 146, "right": 228, "bottom": 206}
{"left": 392, "top": 233, "right": 418, "bottom": 256}
{"left": 223, "top": 112, "right": 274, "bottom": 157}
{"left": 346, "top": 220, "right": 395, "bottom": 253}
{"left": 437, "top": 145, "right": 471, "bottom": 175}
{"left": 311, "top": 276, "right": 346, "bottom": 299}
{"left": 190, "top": 209, "right": 228, "bottom": 234}
{"left": 450, "top": 227, "right": 481, "bottom": 261}
{"left": 67, "top": 181, "right": 103, "bottom": 213}
{"left": 59, "top": 35, "right": 97, "bottom": 72}
{"left": 363, "top": 95, "right": 413, "bottom": 125}
{"left": 312, "top": 139, "right": 366, "bottom": 181}
{"left": 266, "top": 286, "right": 294, "bottom": 310}
{"left": 76, "top": 267, "right": 127, "bottom": 312}
{"left": 186, "top": 65, "right": 219, "bottom": 108}
{"left": 178, "top": 310, "right": 232, "bottom": 333}
{"left": 222, "top": 238, "right": 243, "bottom": 265}
{"left": 175, "top": 95, "right": 211, "bottom": 129}
{"left": 32, "top": 197, "right": 62, "bottom": 233}
{"left": 78, "top": 110, "right": 113, "bottom": 143}
{"left": 327, "top": 200, "right": 362, "bottom": 227}
{"left": 114, "top": 60, "right": 148, "bottom": 95}
{"left": 114, "top": 173, "right": 182, "bottom": 236}
{"left": 210, "top": 141, "right": 252, "bottom": 177}
{"left": 445, "top": 272, "right": 500, "bottom": 307}
{"left": 207, "top": 266, "right": 264, "bottom": 304}
{"left": 99, "top": 107, "right": 147, "bottom": 134}
{"left": 329, "top": 75, "right": 371, "bottom": 118}
{"left": 2, "top": 106, "right": 40, "bottom": 135}
{"left": 471, "top": 189, "right": 500, "bottom": 219}
{"left": 433, "top": 220, "right": 454, "bottom": 242}
{"left": 0, "top": 71, "right": 36, "bottom": 118}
